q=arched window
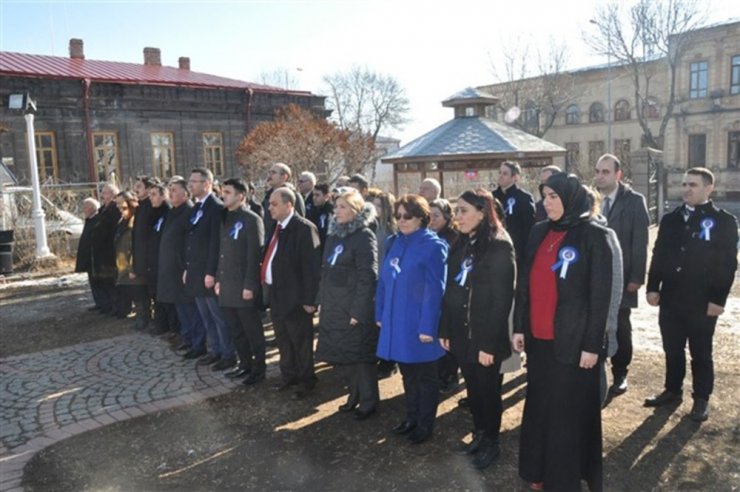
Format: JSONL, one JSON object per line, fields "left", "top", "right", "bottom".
{"left": 565, "top": 104, "right": 580, "bottom": 125}
{"left": 614, "top": 99, "right": 631, "bottom": 121}
{"left": 642, "top": 98, "right": 660, "bottom": 119}
{"left": 589, "top": 102, "right": 605, "bottom": 123}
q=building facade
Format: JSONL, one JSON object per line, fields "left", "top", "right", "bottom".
{"left": 0, "top": 39, "right": 327, "bottom": 185}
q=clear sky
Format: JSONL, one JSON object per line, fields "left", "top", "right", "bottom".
{"left": 1, "top": 0, "right": 738, "bottom": 144}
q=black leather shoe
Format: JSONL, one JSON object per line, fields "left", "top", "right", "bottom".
{"left": 455, "top": 430, "right": 485, "bottom": 455}
{"left": 392, "top": 421, "right": 416, "bottom": 435}
{"left": 272, "top": 381, "right": 295, "bottom": 392}
{"left": 354, "top": 407, "right": 377, "bottom": 420}
{"left": 291, "top": 388, "right": 313, "bottom": 400}
{"left": 242, "top": 373, "right": 265, "bottom": 386}
{"left": 196, "top": 353, "right": 221, "bottom": 366}
{"left": 609, "top": 376, "right": 628, "bottom": 395}
{"left": 688, "top": 398, "right": 709, "bottom": 422}
{"left": 212, "top": 358, "right": 237, "bottom": 371}
{"left": 183, "top": 349, "right": 206, "bottom": 360}
{"left": 338, "top": 401, "right": 358, "bottom": 413}
{"left": 471, "top": 439, "right": 501, "bottom": 470}
{"left": 644, "top": 390, "right": 682, "bottom": 407}
{"left": 87, "top": 306, "right": 101, "bottom": 312}
{"left": 408, "top": 429, "right": 432, "bottom": 444}
{"left": 176, "top": 343, "right": 190, "bottom": 352}
{"left": 224, "top": 367, "right": 250, "bottom": 379}
{"left": 458, "top": 397, "right": 470, "bottom": 409}
{"left": 440, "top": 377, "right": 461, "bottom": 394}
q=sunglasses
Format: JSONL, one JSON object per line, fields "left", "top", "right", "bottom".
{"left": 395, "top": 213, "right": 415, "bottom": 221}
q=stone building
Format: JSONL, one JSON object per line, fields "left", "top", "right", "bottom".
{"left": 0, "top": 39, "right": 327, "bottom": 185}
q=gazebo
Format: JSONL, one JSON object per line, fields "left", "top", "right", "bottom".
{"left": 382, "top": 87, "right": 565, "bottom": 197}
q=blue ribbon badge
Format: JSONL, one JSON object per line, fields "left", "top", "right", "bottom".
{"left": 551, "top": 246, "right": 579, "bottom": 279}
{"left": 328, "top": 244, "right": 344, "bottom": 266}
{"left": 154, "top": 217, "right": 164, "bottom": 232}
{"left": 506, "top": 197, "right": 515, "bottom": 215}
{"left": 320, "top": 214, "right": 327, "bottom": 229}
{"left": 389, "top": 257, "right": 402, "bottom": 278}
{"left": 190, "top": 209, "right": 203, "bottom": 225}
{"left": 230, "top": 221, "right": 244, "bottom": 240}
{"left": 699, "top": 218, "right": 715, "bottom": 241}
{"left": 454, "top": 257, "right": 474, "bottom": 286}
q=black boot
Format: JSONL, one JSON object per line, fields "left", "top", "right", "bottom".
{"left": 471, "top": 437, "right": 501, "bottom": 470}
{"left": 454, "top": 430, "right": 485, "bottom": 455}
{"left": 688, "top": 398, "right": 709, "bottom": 422}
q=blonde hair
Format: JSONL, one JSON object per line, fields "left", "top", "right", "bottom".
{"left": 337, "top": 189, "right": 365, "bottom": 215}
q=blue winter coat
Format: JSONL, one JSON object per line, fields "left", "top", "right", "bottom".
{"left": 375, "top": 227, "right": 448, "bottom": 363}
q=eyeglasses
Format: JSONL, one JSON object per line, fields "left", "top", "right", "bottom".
{"left": 188, "top": 179, "right": 205, "bottom": 184}
{"left": 395, "top": 213, "right": 415, "bottom": 221}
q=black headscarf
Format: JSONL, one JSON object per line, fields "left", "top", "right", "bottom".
{"left": 543, "top": 172, "right": 591, "bottom": 231}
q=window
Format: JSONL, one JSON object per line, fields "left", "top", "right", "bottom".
{"left": 34, "top": 132, "right": 58, "bottom": 180}
{"left": 728, "top": 131, "right": 740, "bottom": 169}
{"left": 565, "top": 104, "right": 580, "bottom": 125}
{"left": 522, "top": 101, "right": 539, "bottom": 131}
{"left": 151, "top": 133, "right": 175, "bottom": 178}
{"left": 93, "top": 132, "right": 120, "bottom": 181}
{"left": 688, "top": 134, "right": 706, "bottom": 166}
{"left": 564, "top": 142, "right": 580, "bottom": 172}
{"left": 614, "top": 139, "right": 631, "bottom": 173}
{"left": 689, "top": 61, "right": 708, "bottom": 99}
{"left": 589, "top": 141, "right": 605, "bottom": 167}
{"left": 614, "top": 100, "right": 631, "bottom": 121}
{"left": 589, "top": 102, "right": 605, "bottom": 123}
{"left": 203, "top": 132, "right": 224, "bottom": 176}
{"left": 464, "top": 106, "right": 475, "bottom": 117}
{"left": 642, "top": 98, "right": 660, "bottom": 119}
{"left": 731, "top": 55, "right": 740, "bottom": 95}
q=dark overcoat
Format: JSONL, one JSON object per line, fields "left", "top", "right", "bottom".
{"left": 157, "top": 201, "right": 193, "bottom": 304}
{"left": 184, "top": 193, "right": 223, "bottom": 298}
{"left": 216, "top": 205, "right": 264, "bottom": 308}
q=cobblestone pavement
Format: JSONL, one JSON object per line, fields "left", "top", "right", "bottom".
{"left": 0, "top": 333, "right": 248, "bottom": 491}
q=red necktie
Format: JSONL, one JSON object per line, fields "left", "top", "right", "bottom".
{"left": 261, "top": 223, "right": 282, "bottom": 284}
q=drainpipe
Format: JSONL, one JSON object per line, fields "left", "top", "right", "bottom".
{"left": 82, "top": 79, "right": 96, "bottom": 182}
{"left": 244, "top": 87, "right": 254, "bottom": 133}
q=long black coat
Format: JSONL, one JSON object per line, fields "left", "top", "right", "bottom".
{"left": 316, "top": 209, "right": 378, "bottom": 365}
{"left": 157, "top": 201, "right": 193, "bottom": 304}
{"left": 132, "top": 197, "right": 153, "bottom": 277}
{"left": 90, "top": 202, "right": 120, "bottom": 279}
{"left": 184, "top": 194, "right": 223, "bottom": 298}
{"left": 216, "top": 206, "right": 264, "bottom": 308}
{"left": 514, "top": 220, "right": 613, "bottom": 365}
{"left": 267, "top": 214, "right": 321, "bottom": 320}
{"left": 145, "top": 203, "right": 170, "bottom": 294}
{"left": 493, "top": 184, "right": 535, "bottom": 266}
{"left": 604, "top": 183, "right": 650, "bottom": 308}
{"left": 439, "top": 232, "right": 516, "bottom": 364}
{"left": 75, "top": 214, "right": 98, "bottom": 273}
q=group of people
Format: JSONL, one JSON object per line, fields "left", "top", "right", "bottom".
{"left": 74, "top": 157, "right": 737, "bottom": 492}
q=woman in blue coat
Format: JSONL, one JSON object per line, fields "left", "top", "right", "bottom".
{"left": 375, "top": 194, "right": 448, "bottom": 444}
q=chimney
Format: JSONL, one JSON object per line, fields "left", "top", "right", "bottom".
{"left": 143, "top": 47, "right": 161, "bottom": 66}
{"left": 69, "top": 38, "right": 85, "bottom": 60}
{"left": 178, "top": 57, "right": 190, "bottom": 70}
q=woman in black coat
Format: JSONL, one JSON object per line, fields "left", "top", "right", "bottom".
{"left": 439, "top": 191, "right": 516, "bottom": 470}
{"left": 316, "top": 190, "right": 379, "bottom": 420}
{"left": 512, "top": 173, "right": 613, "bottom": 492}
{"left": 114, "top": 192, "right": 148, "bottom": 329}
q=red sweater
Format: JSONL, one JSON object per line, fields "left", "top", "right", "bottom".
{"left": 529, "top": 230, "right": 567, "bottom": 340}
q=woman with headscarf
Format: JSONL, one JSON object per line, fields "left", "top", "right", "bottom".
{"left": 438, "top": 191, "right": 516, "bottom": 470}
{"left": 512, "top": 173, "right": 613, "bottom": 492}
{"left": 316, "top": 190, "right": 380, "bottom": 420}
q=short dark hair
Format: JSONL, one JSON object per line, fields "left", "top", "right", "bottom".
{"left": 223, "top": 177, "right": 248, "bottom": 195}
{"left": 348, "top": 174, "right": 369, "bottom": 189}
{"left": 136, "top": 175, "right": 157, "bottom": 188}
{"left": 314, "top": 182, "right": 330, "bottom": 195}
{"left": 395, "top": 194, "right": 431, "bottom": 227}
{"left": 501, "top": 161, "right": 522, "bottom": 176}
{"left": 686, "top": 167, "right": 715, "bottom": 185}
{"left": 168, "top": 178, "right": 190, "bottom": 197}
{"left": 597, "top": 153, "right": 621, "bottom": 173}
{"left": 191, "top": 168, "right": 214, "bottom": 182}
{"left": 150, "top": 182, "right": 167, "bottom": 196}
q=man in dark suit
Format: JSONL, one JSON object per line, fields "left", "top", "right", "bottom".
{"left": 594, "top": 154, "right": 650, "bottom": 396}
{"left": 307, "top": 182, "right": 333, "bottom": 255}
{"left": 493, "top": 161, "right": 536, "bottom": 268}
{"left": 645, "top": 167, "right": 738, "bottom": 422}
{"left": 298, "top": 171, "right": 316, "bottom": 218}
{"left": 246, "top": 181, "right": 264, "bottom": 219}
{"left": 261, "top": 163, "right": 306, "bottom": 246}
{"left": 75, "top": 197, "right": 102, "bottom": 310}
{"left": 131, "top": 176, "right": 157, "bottom": 328}
{"left": 215, "top": 178, "right": 266, "bottom": 384}
{"left": 146, "top": 182, "right": 174, "bottom": 336}
{"left": 184, "top": 168, "right": 236, "bottom": 370}
{"left": 91, "top": 183, "right": 121, "bottom": 316}
{"left": 263, "top": 187, "right": 321, "bottom": 399}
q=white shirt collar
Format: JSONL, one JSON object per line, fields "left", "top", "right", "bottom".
{"left": 279, "top": 211, "right": 294, "bottom": 229}
{"left": 196, "top": 192, "right": 212, "bottom": 204}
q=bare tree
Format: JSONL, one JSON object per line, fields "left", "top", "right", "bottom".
{"left": 586, "top": 0, "right": 705, "bottom": 149}
{"left": 259, "top": 67, "right": 300, "bottom": 90}
{"left": 490, "top": 38, "right": 575, "bottom": 138}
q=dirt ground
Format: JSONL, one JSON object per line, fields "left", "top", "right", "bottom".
{"left": 0, "top": 269, "right": 736, "bottom": 491}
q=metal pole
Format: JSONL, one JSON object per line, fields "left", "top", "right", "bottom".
{"left": 24, "top": 113, "right": 53, "bottom": 259}
{"left": 607, "top": 32, "right": 612, "bottom": 153}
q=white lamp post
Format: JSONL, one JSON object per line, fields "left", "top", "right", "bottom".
{"left": 590, "top": 19, "right": 613, "bottom": 153}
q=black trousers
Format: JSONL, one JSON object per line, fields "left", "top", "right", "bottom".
{"left": 460, "top": 360, "right": 503, "bottom": 441}
{"left": 96, "top": 277, "right": 117, "bottom": 313}
{"left": 340, "top": 362, "right": 379, "bottom": 412}
{"left": 398, "top": 360, "right": 440, "bottom": 434}
{"left": 610, "top": 308, "right": 633, "bottom": 379}
{"left": 117, "top": 284, "right": 148, "bottom": 322}
{"left": 87, "top": 273, "right": 105, "bottom": 309}
{"left": 154, "top": 301, "right": 178, "bottom": 332}
{"left": 272, "top": 310, "right": 316, "bottom": 389}
{"left": 659, "top": 306, "right": 717, "bottom": 400}
{"left": 222, "top": 306, "right": 266, "bottom": 375}
{"left": 438, "top": 351, "right": 459, "bottom": 383}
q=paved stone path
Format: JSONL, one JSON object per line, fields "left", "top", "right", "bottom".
{"left": 0, "top": 333, "right": 248, "bottom": 491}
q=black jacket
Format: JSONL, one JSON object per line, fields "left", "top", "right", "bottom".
{"left": 603, "top": 183, "right": 650, "bottom": 308}
{"left": 216, "top": 206, "right": 264, "bottom": 308}
{"left": 308, "top": 201, "right": 334, "bottom": 255}
{"left": 493, "top": 184, "right": 535, "bottom": 266}
{"left": 248, "top": 198, "right": 263, "bottom": 219}
{"left": 75, "top": 214, "right": 98, "bottom": 273}
{"left": 515, "top": 220, "right": 614, "bottom": 365}
{"left": 157, "top": 201, "right": 193, "bottom": 304}
{"left": 145, "top": 203, "right": 170, "bottom": 293}
{"left": 647, "top": 201, "right": 738, "bottom": 310}
{"left": 261, "top": 186, "right": 306, "bottom": 247}
{"left": 90, "top": 202, "right": 120, "bottom": 279}
{"left": 316, "top": 206, "right": 378, "bottom": 364}
{"left": 439, "top": 232, "right": 516, "bottom": 364}
{"left": 184, "top": 193, "right": 223, "bottom": 298}
{"left": 266, "top": 214, "right": 321, "bottom": 320}
{"left": 132, "top": 197, "right": 153, "bottom": 277}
